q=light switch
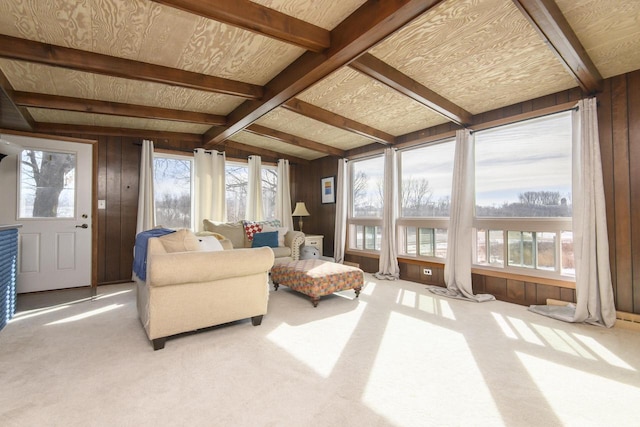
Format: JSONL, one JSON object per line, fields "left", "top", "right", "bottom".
{"left": 98, "top": 200, "right": 106, "bottom": 209}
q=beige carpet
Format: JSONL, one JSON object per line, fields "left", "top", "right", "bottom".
{"left": 1, "top": 274, "right": 640, "bottom": 427}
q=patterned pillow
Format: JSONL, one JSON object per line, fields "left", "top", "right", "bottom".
{"left": 243, "top": 220, "right": 263, "bottom": 241}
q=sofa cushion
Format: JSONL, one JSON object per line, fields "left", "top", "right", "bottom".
{"left": 158, "top": 229, "right": 200, "bottom": 253}
{"left": 197, "top": 236, "right": 224, "bottom": 252}
{"left": 262, "top": 225, "right": 288, "bottom": 247}
{"left": 251, "top": 231, "right": 278, "bottom": 248}
{"left": 203, "top": 220, "right": 245, "bottom": 248}
{"left": 242, "top": 220, "right": 263, "bottom": 242}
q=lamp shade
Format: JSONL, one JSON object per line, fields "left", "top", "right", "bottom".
{"left": 292, "top": 202, "right": 310, "bottom": 217}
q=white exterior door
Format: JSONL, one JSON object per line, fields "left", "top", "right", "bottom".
{"left": 0, "top": 134, "right": 92, "bottom": 293}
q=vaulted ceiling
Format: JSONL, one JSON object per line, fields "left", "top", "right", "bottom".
{"left": 0, "top": 0, "right": 639, "bottom": 163}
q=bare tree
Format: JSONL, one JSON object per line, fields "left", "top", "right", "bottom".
{"left": 352, "top": 170, "right": 368, "bottom": 208}
{"left": 519, "top": 191, "right": 561, "bottom": 206}
{"left": 401, "top": 177, "right": 433, "bottom": 216}
{"left": 22, "top": 150, "right": 75, "bottom": 217}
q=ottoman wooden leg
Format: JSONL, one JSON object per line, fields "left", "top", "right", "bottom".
{"left": 311, "top": 296, "right": 320, "bottom": 307}
{"left": 273, "top": 282, "right": 279, "bottom": 291}
{"left": 354, "top": 287, "right": 361, "bottom": 298}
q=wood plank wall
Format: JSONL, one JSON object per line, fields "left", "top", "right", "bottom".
{"left": 299, "top": 70, "right": 640, "bottom": 314}
{"left": 598, "top": 70, "right": 640, "bottom": 314}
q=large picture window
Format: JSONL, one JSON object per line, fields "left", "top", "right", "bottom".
{"left": 473, "top": 111, "right": 574, "bottom": 278}
{"left": 397, "top": 139, "right": 455, "bottom": 259}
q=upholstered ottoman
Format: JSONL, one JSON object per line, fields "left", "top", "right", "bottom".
{"left": 271, "top": 259, "right": 364, "bottom": 307}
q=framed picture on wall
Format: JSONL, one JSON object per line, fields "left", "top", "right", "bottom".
{"left": 321, "top": 176, "right": 335, "bottom": 204}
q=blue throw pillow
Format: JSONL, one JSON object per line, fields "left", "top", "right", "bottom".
{"left": 251, "top": 231, "right": 278, "bottom": 248}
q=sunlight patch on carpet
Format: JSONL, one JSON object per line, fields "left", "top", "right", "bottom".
{"left": 530, "top": 323, "right": 597, "bottom": 358}
{"left": 45, "top": 304, "right": 123, "bottom": 325}
{"left": 363, "top": 312, "right": 501, "bottom": 426}
{"left": 10, "top": 305, "right": 69, "bottom": 323}
{"left": 573, "top": 334, "right": 636, "bottom": 371}
{"left": 266, "top": 301, "right": 367, "bottom": 377}
{"left": 516, "top": 352, "right": 640, "bottom": 425}
{"left": 506, "top": 316, "right": 545, "bottom": 346}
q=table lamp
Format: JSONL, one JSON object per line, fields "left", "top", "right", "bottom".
{"left": 292, "top": 201, "right": 310, "bottom": 232}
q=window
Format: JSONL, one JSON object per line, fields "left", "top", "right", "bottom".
{"left": 19, "top": 149, "right": 76, "bottom": 218}
{"left": 153, "top": 154, "right": 193, "bottom": 229}
{"left": 473, "top": 111, "right": 574, "bottom": 278}
{"left": 397, "top": 139, "right": 455, "bottom": 259}
{"left": 348, "top": 156, "right": 383, "bottom": 252}
{"left": 225, "top": 162, "right": 248, "bottom": 222}
{"left": 225, "top": 161, "right": 277, "bottom": 223}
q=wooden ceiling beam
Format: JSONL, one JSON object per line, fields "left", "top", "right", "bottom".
{"left": 12, "top": 92, "right": 227, "bottom": 126}
{"left": 283, "top": 98, "right": 395, "bottom": 145}
{"left": 204, "top": 0, "right": 445, "bottom": 147}
{"left": 150, "top": 0, "right": 329, "bottom": 52}
{"left": 350, "top": 53, "right": 473, "bottom": 125}
{"left": 245, "top": 124, "right": 345, "bottom": 157}
{"left": 0, "top": 35, "right": 263, "bottom": 99}
{"left": 512, "top": 0, "right": 603, "bottom": 93}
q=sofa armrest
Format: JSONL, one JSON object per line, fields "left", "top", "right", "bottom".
{"left": 284, "top": 231, "right": 305, "bottom": 261}
{"left": 147, "top": 247, "right": 274, "bottom": 287}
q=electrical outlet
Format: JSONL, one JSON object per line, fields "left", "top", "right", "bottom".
{"left": 423, "top": 268, "right": 432, "bottom": 276}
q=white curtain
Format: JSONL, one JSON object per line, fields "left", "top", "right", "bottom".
{"left": 246, "top": 155, "right": 263, "bottom": 221}
{"left": 194, "top": 148, "right": 226, "bottom": 230}
{"left": 334, "top": 158, "right": 348, "bottom": 264}
{"left": 531, "top": 99, "right": 616, "bottom": 326}
{"left": 374, "top": 148, "right": 400, "bottom": 280}
{"left": 429, "top": 129, "right": 494, "bottom": 302}
{"left": 136, "top": 139, "right": 155, "bottom": 234}
{"left": 572, "top": 98, "right": 616, "bottom": 327}
{"left": 276, "top": 159, "right": 294, "bottom": 231}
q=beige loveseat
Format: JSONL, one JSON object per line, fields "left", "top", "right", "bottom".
{"left": 136, "top": 231, "right": 274, "bottom": 350}
{"left": 203, "top": 219, "right": 305, "bottom": 264}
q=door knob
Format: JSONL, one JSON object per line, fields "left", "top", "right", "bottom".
{"left": 76, "top": 224, "right": 88, "bottom": 229}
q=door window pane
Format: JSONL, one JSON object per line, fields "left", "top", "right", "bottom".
{"left": 19, "top": 150, "right": 76, "bottom": 218}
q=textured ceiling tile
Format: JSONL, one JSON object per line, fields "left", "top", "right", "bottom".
{"left": 557, "top": 0, "right": 640, "bottom": 78}
{"left": 134, "top": 2, "right": 199, "bottom": 68}
{"left": 90, "top": 0, "right": 150, "bottom": 59}
{"left": 250, "top": 0, "right": 367, "bottom": 30}
{"left": 370, "top": 0, "right": 577, "bottom": 113}
{"left": 230, "top": 130, "right": 324, "bottom": 161}
{"left": 299, "top": 68, "right": 447, "bottom": 136}
{"left": 0, "top": 59, "right": 243, "bottom": 115}
{"left": 175, "top": 18, "right": 304, "bottom": 85}
{"left": 28, "top": 107, "right": 210, "bottom": 133}
{"left": 0, "top": 59, "right": 94, "bottom": 96}
{"left": 256, "top": 107, "right": 372, "bottom": 151}
{"left": 0, "top": 0, "right": 92, "bottom": 50}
